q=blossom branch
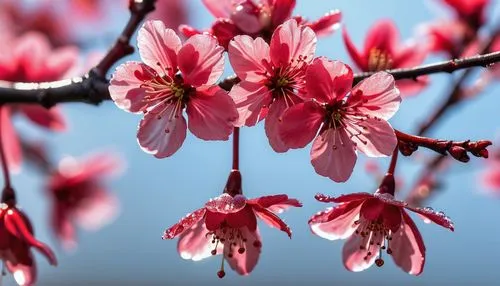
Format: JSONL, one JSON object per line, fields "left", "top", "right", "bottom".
{"left": 395, "top": 130, "right": 491, "bottom": 163}
{"left": 352, "top": 51, "right": 500, "bottom": 85}
{"left": 1, "top": 50, "right": 500, "bottom": 106}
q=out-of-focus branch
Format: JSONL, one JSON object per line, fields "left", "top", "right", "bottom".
{"left": 0, "top": 50, "right": 499, "bottom": 106}
{"left": 395, "top": 130, "right": 491, "bottom": 162}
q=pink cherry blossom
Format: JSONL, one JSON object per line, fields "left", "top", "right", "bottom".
{"left": 228, "top": 19, "right": 316, "bottom": 152}
{"left": 181, "top": 0, "right": 340, "bottom": 48}
{"left": 279, "top": 58, "right": 400, "bottom": 182}
{"left": 147, "top": 0, "right": 189, "bottom": 31}
{"left": 309, "top": 174, "right": 454, "bottom": 275}
{"left": 109, "top": 20, "right": 238, "bottom": 158}
{"left": 163, "top": 170, "right": 301, "bottom": 277}
{"left": 0, "top": 32, "right": 76, "bottom": 171}
{"left": 0, "top": 202, "right": 57, "bottom": 286}
{"left": 440, "top": 0, "right": 489, "bottom": 28}
{"left": 46, "top": 153, "right": 121, "bottom": 250}
{"left": 420, "top": 19, "right": 475, "bottom": 58}
{"left": 343, "top": 19, "right": 429, "bottom": 96}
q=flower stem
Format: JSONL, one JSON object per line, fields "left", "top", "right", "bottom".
{"left": 387, "top": 146, "right": 399, "bottom": 176}
{"left": 232, "top": 127, "right": 239, "bottom": 170}
{"left": 0, "top": 106, "right": 15, "bottom": 204}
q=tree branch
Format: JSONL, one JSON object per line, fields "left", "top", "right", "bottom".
{"left": 0, "top": 50, "right": 499, "bottom": 107}
{"left": 395, "top": 130, "right": 491, "bottom": 162}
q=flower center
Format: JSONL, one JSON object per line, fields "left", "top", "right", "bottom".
{"left": 354, "top": 218, "right": 393, "bottom": 267}
{"left": 368, "top": 48, "right": 393, "bottom": 72}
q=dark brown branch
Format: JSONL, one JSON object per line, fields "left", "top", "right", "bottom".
{"left": 395, "top": 130, "right": 491, "bottom": 162}
{"left": 0, "top": 49, "right": 499, "bottom": 106}
{"left": 352, "top": 51, "right": 500, "bottom": 85}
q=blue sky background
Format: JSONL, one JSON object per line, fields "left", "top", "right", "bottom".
{"left": 5, "top": 0, "right": 500, "bottom": 285}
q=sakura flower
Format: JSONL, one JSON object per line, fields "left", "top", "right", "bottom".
{"left": 0, "top": 32, "right": 76, "bottom": 170}
{"left": 181, "top": 0, "right": 340, "bottom": 48}
{"left": 343, "top": 20, "right": 429, "bottom": 95}
{"left": 279, "top": 58, "right": 400, "bottom": 182}
{"left": 482, "top": 161, "right": 500, "bottom": 192}
{"left": 420, "top": 19, "right": 475, "bottom": 58}
{"left": 109, "top": 20, "right": 238, "bottom": 158}
{"left": 309, "top": 174, "right": 454, "bottom": 275}
{"left": 228, "top": 19, "right": 316, "bottom": 152}
{"left": 0, "top": 201, "right": 57, "bottom": 286}
{"left": 46, "top": 153, "right": 121, "bottom": 250}
{"left": 440, "top": 0, "right": 489, "bottom": 29}
{"left": 147, "top": 0, "right": 188, "bottom": 31}
{"left": 163, "top": 170, "right": 301, "bottom": 277}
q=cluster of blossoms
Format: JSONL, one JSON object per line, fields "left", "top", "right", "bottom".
{"left": 0, "top": 0, "right": 497, "bottom": 284}
{"left": 108, "top": 4, "right": 459, "bottom": 275}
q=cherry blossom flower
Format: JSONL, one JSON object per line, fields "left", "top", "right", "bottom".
{"left": 309, "top": 174, "right": 454, "bottom": 275}
{"left": 46, "top": 153, "right": 121, "bottom": 250}
{"left": 0, "top": 201, "right": 57, "bottom": 286}
{"left": 147, "top": 0, "right": 189, "bottom": 31}
{"left": 440, "top": 0, "right": 489, "bottom": 29}
{"left": 228, "top": 19, "right": 316, "bottom": 152}
{"left": 163, "top": 170, "right": 301, "bottom": 277}
{"left": 279, "top": 58, "right": 400, "bottom": 182}
{"left": 420, "top": 19, "right": 475, "bottom": 58}
{"left": 481, "top": 149, "right": 500, "bottom": 193}
{"left": 181, "top": 0, "right": 340, "bottom": 48}
{"left": 0, "top": 32, "right": 76, "bottom": 171}
{"left": 343, "top": 20, "right": 429, "bottom": 95}
{"left": 109, "top": 20, "right": 238, "bottom": 158}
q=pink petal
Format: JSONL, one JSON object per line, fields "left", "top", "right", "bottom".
{"left": 1, "top": 107, "right": 22, "bottom": 172}
{"left": 43, "top": 46, "right": 78, "bottom": 80}
{"left": 315, "top": 192, "right": 373, "bottom": 204}
{"left": 279, "top": 101, "right": 324, "bottom": 148}
{"left": 349, "top": 71, "right": 401, "bottom": 120}
{"left": 305, "top": 57, "right": 353, "bottom": 102}
{"left": 6, "top": 258, "right": 37, "bottom": 286}
{"left": 109, "top": 61, "right": 155, "bottom": 113}
{"left": 270, "top": 0, "right": 296, "bottom": 28}
{"left": 202, "top": 0, "right": 234, "bottom": 18}
{"left": 390, "top": 211, "right": 426, "bottom": 275}
{"left": 405, "top": 205, "right": 455, "bottom": 231}
{"left": 393, "top": 44, "right": 427, "bottom": 68}
{"left": 229, "top": 81, "right": 272, "bottom": 127}
{"left": 348, "top": 117, "right": 397, "bottom": 157}
{"left": 310, "top": 128, "right": 357, "bottom": 182}
{"left": 228, "top": 35, "right": 271, "bottom": 82}
{"left": 51, "top": 205, "right": 76, "bottom": 251}
{"left": 247, "top": 194, "right": 302, "bottom": 213}
{"left": 186, "top": 86, "right": 238, "bottom": 141}
{"left": 309, "top": 201, "right": 363, "bottom": 240}
{"left": 4, "top": 210, "right": 57, "bottom": 266}
{"left": 177, "top": 221, "right": 213, "bottom": 261}
{"left": 137, "top": 103, "right": 187, "bottom": 158}
{"left": 225, "top": 226, "right": 261, "bottom": 275}
{"left": 342, "top": 231, "right": 383, "bottom": 272}
{"left": 19, "top": 105, "right": 66, "bottom": 131}
{"left": 265, "top": 97, "right": 302, "bottom": 153}
{"left": 78, "top": 152, "right": 123, "bottom": 178}
{"left": 306, "top": 10, "right": 342, "bottom": 37}
{"left": 163, "top": 208, "right": 206, "bottom": 239}
{"left": 230, "top": 2, "right": 262, "bottom": 33}
{"left": 270, "top": 19, "right": 317, "bottom": 67}
{"left": 211, "top": 19, "right": 242, "bottom": 49}
{"left": 342, "top": 27, "right": 367, "bottom": 70}
{"left": 253, "top": 205, "right": 292, "bottom": 237}
{"left": 178, "top": 34, "right": 224, "bottom": 86}
{"left": 363, "top": 20, "right": 399, "bottom": 58}
{"left": 74, "top": 189, "right": 119, "bottom": 231}
{"left": 395, "top": 77, "right": 429, "bottom": 97}
{"left": 137, "top": 20, "right": 181, "bottom": 76}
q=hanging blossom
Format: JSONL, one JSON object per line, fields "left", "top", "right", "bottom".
{"left": 163, "top": 170, "right": 301, "bottom": 278}
{"left": 308, "top": 174, "right": 454, "bottom": 275}
{"left": 228, "top": 19, "right": 316, "bottom": 152}
{"left": 343, "top": 20, "right": 429, "bottom": 95}
{"left": 0, "top": 198, "right": 57, "bottom": 286}
{"left": 0, "top": 32, "right": 76, "bottom": 171}
{"left": 279, "top": 58, "right": 400, "bottom": 182}
{"left": 46, "top": 152, "right": 122, "bottom": 250}
{"left": 181, "top": 0, "right": 340, "bottom": 48}
{"left": 109, "top": 20, "right": 238, "bottom": 158}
